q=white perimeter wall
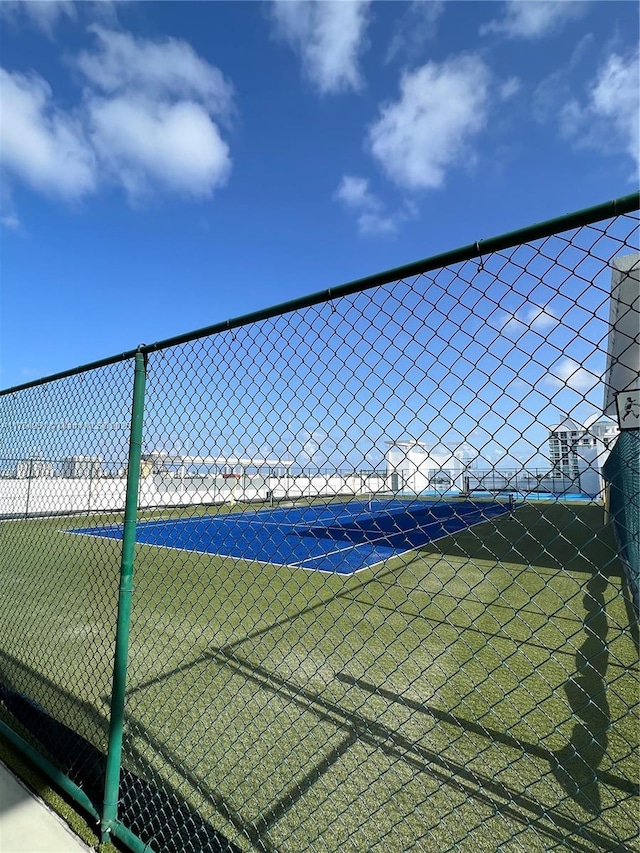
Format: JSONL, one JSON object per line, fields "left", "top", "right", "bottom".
{"left": 0, "top": 473, "right": 387, "bottom": 517}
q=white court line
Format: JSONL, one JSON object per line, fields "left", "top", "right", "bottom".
{"left": 293, "top": 506, "right": 494, "bottom": 567}
{"left": 63, "top": 504, "right": 510, "bottom": 576}
{"left": 309, "top": 505, "right": 513, "bottom": 574}
{"left": 110, "top": 503, "right": 486, "bottom": 541}
{"left": 64, "top": 504, "right": 498, "bottom": 541}
{"left": 74, "top": 503, "right": 384, "bottom": 533}
{"left": 64, "top": 524, "right": 390, "bottom": 574}
{"left": 62, "top": 530, "right": 370, "bottom": 575}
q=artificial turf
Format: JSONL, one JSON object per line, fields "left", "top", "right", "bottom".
{"left": 0, "top": 500, "right": 637, "bottom": 852}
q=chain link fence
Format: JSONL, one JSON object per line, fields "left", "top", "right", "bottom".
{"left": 604, "top": 430, "right": 640, "bottom": 613}
{"left": 1, "top": 195, "right": 638, "bottom": 853}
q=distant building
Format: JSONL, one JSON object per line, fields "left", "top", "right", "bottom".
{"left": 548, "top": 415, "right": 619, "bottom": 482}
{"left": 386, "top": 440, "right": 470, "bottom": 493}
{"left": 549, "top": 418, "right": 584, "bottom": 480}
{"left": 141, "top": 451, "right": 169, "bottom": 478}
{"left": 60, "top": 456, "right": 103, "bottom": 478}
{"left": 549, "top": 419, "right": 583, "bottom": 480}
{"left": 16, "top": 456, "right": 54, "bottom": 478}
{"left": 583, "top": 413, "right": 619, "bottom": 449}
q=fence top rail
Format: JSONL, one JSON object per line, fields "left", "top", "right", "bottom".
{"left": 2, "top": 191, "right": 638, "bottom": 397}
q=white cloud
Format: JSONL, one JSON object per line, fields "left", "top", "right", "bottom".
{"left": 485, "top": 445, "right": 508, "bottom": 464}
{"left": 271, "top": 0, "right": 371, "bottom": 94}
{"left": 335, "top": 174, "right": 372, "bottom": 207}
{"left": 481, "top": 1, "right": 586, "bottom": 40}
{"left": 77, "top": 28, "right": 232, "bottom": 199}
{"left": 367, "top": 55, "right": 490, "bottom": 191}
{"left": 76, "top": 26, "right": 233, "bottom": 117}
{"left": 1, "top": 0, "right": 76, "bottom": 36}
{"left": 297, "top": 429, "right": 329, "bottom": 465}
{"left": 0, "top": 27, "right": 234, "bottom": 206}
{"left": 385, "top": 1, "right": 444, "bottom": 64}
{"left": 527, "top": 306, "right": 558, "bottom": 331}
{"left": 1, "top": 212, "right": 22, "bottom": 232}
{"left": 547, "top": 358, "right": 598, "bottom": 393}
{"left": 499, "top": 76, "right": 521, "bottom": 100}
{"left": 501, "top": 304, "right": 559, "bottom": 337}
{"left": 335, "top": 175, "right": 396, "bottom": 235}
{"left": 0, "top": 68, "right": 97, "bottom": 199}
{"left": 354, "top": 210, "right": 397, "bottom": 236}
{"left": 533, "top": 32, "right": 594, "bottom": 122}
{"left": 87, "top": 96, "right": 230, "bottom": 198}
{"left": 561, "top": 49, "right": 639, "bottom": 173}
{"left": 0, "top": 183, "right": 20, "bottom": 231}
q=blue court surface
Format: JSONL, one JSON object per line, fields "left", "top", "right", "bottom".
{"left": 71, "top": 498, "right": 511, "bottom": 575}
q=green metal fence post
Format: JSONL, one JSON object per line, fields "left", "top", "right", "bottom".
{"left": 101, "top": 350, "right": 147, "bottom": 843}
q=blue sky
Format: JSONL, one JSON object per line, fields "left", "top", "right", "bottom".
{"left": 1, "top": 1, "right": 638, "bottom": 470}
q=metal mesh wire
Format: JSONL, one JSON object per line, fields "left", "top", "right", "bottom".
{"left": 604, "top": 430, "right": 640, "bottom": 612}
{"left": 0, "top": 204, "right": 638, "bottom": 853}
{"left": 0, "top": 362, "right": 133, "bottom": 794}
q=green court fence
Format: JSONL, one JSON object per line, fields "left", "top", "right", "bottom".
{"left": 1, "top": 194, "right": 638, "bottom": 853}
{"left": 603, "top": 430, "right": 640, "bottom": 614}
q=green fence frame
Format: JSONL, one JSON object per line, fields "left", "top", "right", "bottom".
{"left": 0, "top": 191, "right": 638, "bottom": 853}
{"left": 603, "top": 430, "right": 640, "bottom": 615}
{"left": 4, "top": 194, "right": 638, "bottom": 397}
{"left": 102, "top": 351, "right": 147, "bottom": 844}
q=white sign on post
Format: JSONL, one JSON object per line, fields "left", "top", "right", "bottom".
{"left": 616, "top": 389, "right": 640, "bottom": 429}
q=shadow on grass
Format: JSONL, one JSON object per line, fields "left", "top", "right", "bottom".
{"left": 2, "top": 502, "right": 636, "bottom": 852}
{"left": 3, "top": 630, "right": 636, "bottom": 853}
{"left": 418, "top": 504, "right": 624, "bottom": 575}
{"left": 0, "top": 650, "right": 241, "bottom": 853}
{"left": 2, "top": 578, "right": 636, "bottom": 853}
{"left": 554, "top": 571, "right": 613, "bottom": 815}
{"left": 333, "top": 670, "right": 636, "bottom": 800}
{"left": 123, "top": 624, "right": 636, "bottom": 853}
{"left": 147, "top": 642, "right": 634, "bottom": 853}
{"left": 117, "top": 510, "right": 637, "bottom": 850}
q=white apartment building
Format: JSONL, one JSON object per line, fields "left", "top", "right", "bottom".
{"left": 15, "top": 456, "right": 54, "bottom": 478}
{"left": 548, "top": 415, "right": 619, "bottom": 481}
{"left": 60, "top": 455, "right": 104, "bottom": 479}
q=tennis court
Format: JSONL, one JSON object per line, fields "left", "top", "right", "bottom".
{"left": 71, "top": 498, "right": 511, "bottom": 574}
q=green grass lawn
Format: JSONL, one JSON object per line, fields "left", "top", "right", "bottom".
{"left": 0, "top": 501, "right": 638, "bottom": 852}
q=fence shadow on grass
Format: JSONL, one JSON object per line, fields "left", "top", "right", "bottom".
{"left": 334, "top": 670, "right": 636, "bottom": 802}
{"left": 65, "top": 500, "right": 632, "bottom": 852}
{"left": 0, "top": 650, "right": 241, "bottom": 853}
{"left": 0, "top": 648, "right": 109, "bottom": 785}
{"left": 117, "top": 528, "right": 636, "bottom": 851}
{"left": 125, "top": 641, "right": 634, "bottom": 853}
{"left": 120, "top": 593, "right": 636, "bottom": 853}
{"left": 5, "top": 625, "right": 633, "bottom": 852}
{"left": 418, "top": 504, "right": 623, "bottom": 576}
